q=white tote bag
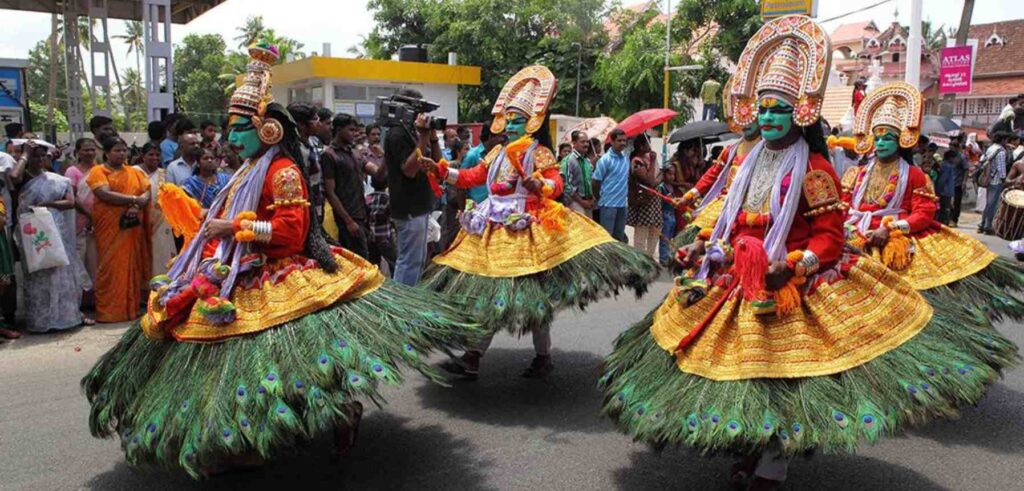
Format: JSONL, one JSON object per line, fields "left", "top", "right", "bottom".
{"left": 19, "top": 207, "right": 70, "bottom": 273}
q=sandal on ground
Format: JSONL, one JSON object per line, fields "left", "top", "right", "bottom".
{"left": 0, "top": 327, "right": 21, "bottom": 339}
{"left": 82, "top": 317, "right": 96, "bottom": 326}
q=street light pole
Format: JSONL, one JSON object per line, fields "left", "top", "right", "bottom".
{"left": 905, "top": 0, "right": 923, "bottom": 88}
{"left": 573, "top": 42, "right": 582, "bottom": 117}
{"left": 662, "top": 0, "right": 672, "bottom": 164}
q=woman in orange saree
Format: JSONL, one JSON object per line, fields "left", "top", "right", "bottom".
{"left": 86, "top": 137, "right": 151, "bottom": 323}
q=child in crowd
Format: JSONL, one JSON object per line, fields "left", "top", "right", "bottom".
{"left": 366, "top": 178, "right": 396, "bottom": 276}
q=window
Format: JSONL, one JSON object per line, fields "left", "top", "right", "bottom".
{"left": 986, "top": 33, "right": 1005, "bottom": 47}
{"left": 892, "top": 53, "right": 900, "bottom": 63}
{"left": 334, "top": 85, "right": 367, "bottom": 100}
{"left": 367, "top": 86, "right": 399, "bottom": 100}
{"left": 290, "top": 88, "right": 312, "bottom": 103}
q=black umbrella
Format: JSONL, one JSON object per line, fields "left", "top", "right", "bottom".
{"left": 669, "top": 120, "right": 731, "bottom": 143}
{"left": 922, "top": 115, "right": 961, "bottom": 135}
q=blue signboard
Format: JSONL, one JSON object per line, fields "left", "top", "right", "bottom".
{"left": 0, "top": 67, "right": 25, "bottom": 108}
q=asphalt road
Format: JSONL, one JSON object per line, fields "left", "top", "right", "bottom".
{"left": 2, "top": 215, "right": 1022, "bottom": 490}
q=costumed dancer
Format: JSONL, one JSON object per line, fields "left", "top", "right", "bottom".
{"left": 842, "top": 82, "right": 1024, "bottom": 321}
{"left": 82, "top": 44, "right": 478, "bottom": 478}
{"left": 423, "top": 65, "right": 659, "bottom": 379}
{"left": 671, "top": 76, "right": 762, "bottom": 249}
{"left": 600, "top": 16, "right": 1018, "bottom": 490}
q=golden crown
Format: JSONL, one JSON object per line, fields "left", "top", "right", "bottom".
{"left": 229, "top": 43, "right": 280, "bottom": 119}
{"left": 852, "top": 82, "right": 923, "bottom": 154}
{"left": 491, "top": 65, "right": 557, "bottom": 135}
{"left": 757, "top": 39, "right": 805, "bottom": 104}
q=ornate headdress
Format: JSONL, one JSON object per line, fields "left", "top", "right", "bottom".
{"left": 852, "top": 82, "right": 923, "bottom": 154}
{"left": 731, "top": 15, "right": 832, "bottom": 128}
{"left": 721, "top": 76, "right": 742, "bottom": 133}
{"left": 229, "top": 43, "right": 285, "bottom": 145}
{"left": 490, "top": 65, "right": 557, "bottom": 135}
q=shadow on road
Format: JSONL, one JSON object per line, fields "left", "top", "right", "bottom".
{"left": 416, "top": 347, "right": 613, "bottom": 435}
{"left": 82, "top": 413, "right": 493, "bottom": 490}
{"left": 912, "top": 384, "right": 1024, "bottom": 455}
{"left": 613, "top": 446, "right": 945, "bottom": 490}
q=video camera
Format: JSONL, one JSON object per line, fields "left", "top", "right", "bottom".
{"left": 375, "top": 94, "right": 447, "bottom": 131}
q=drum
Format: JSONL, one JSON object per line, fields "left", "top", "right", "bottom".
{"left": 995, "top": 189, "right": 1024, "bottom": 240}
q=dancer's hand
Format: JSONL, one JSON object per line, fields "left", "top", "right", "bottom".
{"left": 765, "top": 261, "right": 794, "bottom": 291}
{"left": 676, "top": 240, "right": 705, "bottom": 269}
{"left": 205, "top": 219, "right": 234, "bottom": 239}
{"left": 868, "top": 227, "right": 890, "bottom": 250}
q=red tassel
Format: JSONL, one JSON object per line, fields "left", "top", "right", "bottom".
{"left": 732, "top": 236, "right": 769, "bottom": 301}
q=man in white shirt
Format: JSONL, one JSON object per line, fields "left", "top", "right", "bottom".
{"left": 165, "top": 133, "right": 201, "bottom": 186}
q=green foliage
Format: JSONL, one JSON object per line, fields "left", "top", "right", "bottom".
{"left": 593, "top": 19, "right": 680, "bottom": 121}
{"left": 674, "top": 0, "right": 762, "bottom": 62}
{"left": 26, "top": 40, "right": 68, "bottom": 117}
{"left": 365, "top": 0, "right": 610, "bottom": 122}
{"left": 173, "top": 34, "right": 231, "bottom": 119}
{"left": 28, "top": 100, "right": 67, "bottom": 133}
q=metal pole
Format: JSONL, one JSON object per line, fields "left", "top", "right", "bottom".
{"left": 940, "top": 0, "right": 975, "bottom": 117}
{"left": 905, "top": 0, "right": 923, "bottom": 88}
{"left": 574, "top": 42, "right": 582, "bottom": 116}
{"left": 662, "top": 0, "right": 672, "bottom": 164}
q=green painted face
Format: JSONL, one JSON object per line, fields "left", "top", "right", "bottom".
{"left": 873, "top": 128, "right": 900, "bottom": 160}
{"left": 505, "top": 113, "right": 528, "bottom": 141}
{"left": 757, "top": 97, "right": 794, "bottom": 142}
{"left": 228, "top": 116, "right": 261, "bottom": 159}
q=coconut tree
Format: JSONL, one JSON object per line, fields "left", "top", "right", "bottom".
{"left": 234, "top": 15, "right": 265, "bottom": 49}
{"left": 115, "top": 20, "right": 145, "bottom": 79}
{"left": 259, "top": 29, "right": 306, "bottom": 63}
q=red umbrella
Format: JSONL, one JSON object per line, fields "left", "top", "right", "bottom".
{"left": 615, "top": 108, "right": 678, "bottom": 139}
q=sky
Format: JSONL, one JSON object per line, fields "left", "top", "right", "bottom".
{"left": 0, "top": 0, "right": 1020, "bottom": 73}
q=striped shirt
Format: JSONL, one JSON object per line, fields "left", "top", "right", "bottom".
{"left": 593, "top": 149, "right": 629, "bottom": 208}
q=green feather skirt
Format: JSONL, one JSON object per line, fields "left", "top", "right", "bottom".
{"left": 600, "top": 297, "right": 1019, "bottom": 456}
{"left": 922, "top": 257, "right": 1024, "bottom": 323}
{"left": 81, "top": 281, "right": 479, "bottom": 478}
{"left": 422, "top": 241, "right": 660, "bottom": 334}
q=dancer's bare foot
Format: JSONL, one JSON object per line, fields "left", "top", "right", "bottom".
{"left": 333, "top": 401, "right": 364, "bottom": 462}
{"left": 440, "top": 352, "right": 481, "bottom": 380}
{"left": 747, "top": 476, "right": 785, "bottom": 491}
{"left": 521, "top": 355, "right": 554, "bottom": 378}
{"left": 730, "top": 456, "right": 758, "bottom": 489}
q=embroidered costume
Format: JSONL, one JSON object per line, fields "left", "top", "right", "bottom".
{"left": 82, "top": 44, "right": 477, "bottom": 478}
{"left": 424, "top": 65, "right": 658, "bottom": 377}
{"left": 843, "top": 82, "right": 1024, "bottom": 320}
{"left": 673, "top": 76, "right": 761, "bottom": 251}
{"left": 601, "top": 15, "right": 1016, "bottom": 474}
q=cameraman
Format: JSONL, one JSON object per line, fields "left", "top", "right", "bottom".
{"left": 382, "top": 89, "right": 442, "bottom": 286}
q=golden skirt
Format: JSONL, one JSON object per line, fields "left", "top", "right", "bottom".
{"left": 692, "top": 196, "right": 725, "bottom": 231}
{"left": 651, "top": 256, "right": 933, "bottom": 381}
{"left": 142, "top": 248, "right": 385, "bottom": 342}
{"left": 432, "top": 209, "right": 615, "bottom": 278}
{"left": 868, "top": 225, "right": 997, "bottom": 290}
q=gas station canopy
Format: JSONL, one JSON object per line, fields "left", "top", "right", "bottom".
{"left": 0, "top": 0, "right": 225, "bottom": 23}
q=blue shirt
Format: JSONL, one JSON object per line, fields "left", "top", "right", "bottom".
{"left": 182, "top": 172, "right": 230, "bottom": 208}
{"left": 166, "top": 158, "right": 195, "bottom": 187}
{"left": 160, "top": 138, "right": 178, "bottom": 166}
{"left": 593, "top": 149, "right": 629, "bottom": 208}
{"left": 460, "top": 144, "right": 489, "bottom": 203}
{"left": 936, "top": 161, "right": 956, "bottom": 198}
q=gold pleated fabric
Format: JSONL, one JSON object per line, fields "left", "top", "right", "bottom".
{"left": 866, "top": 225, "right": 997, "bottom": 290}
{"left": 432, "top": 209, "right": 614, "bottom": 278}
{"left": 651, "top": 256, "right": 933, "bottom": 381}
{"left": 142, "top": 248, "right": 385, "bottom": 342}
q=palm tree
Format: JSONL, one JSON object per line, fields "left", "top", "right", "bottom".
{"left": 347, "top": 35, "right": 370, "bottom": 59}
{"left": 218, "top": 51, "right": 249, "bottom": 95}
{"left": 921, "top": 20, "right": 948, "bottom": 52}
{"left": 120, "top": 68, "right": 146, "bottom": 128}
{"left": 259, "top": 29, "right": 306, "bottom": 63}
{"left": 235, "top": 15, "right": 265, "bottom": 49}
{"left": 114, "top": 20, "right": 145, "bottom": 79}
